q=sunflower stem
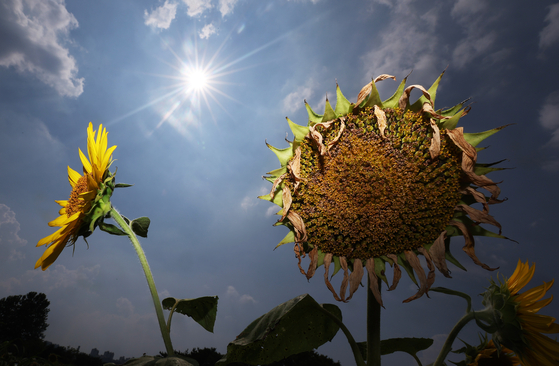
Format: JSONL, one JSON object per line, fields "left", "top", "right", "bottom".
{"left": 432, "top": 310, "right": 476, "bottom": 366}
{"left": 110, "top": 207, "right": 175, "bottom": 357}
{"left": 317, "top": 304, "right": 366, "bottom": 366}
{"left": 367, "top": 276, "right": 382, "bottom": 366}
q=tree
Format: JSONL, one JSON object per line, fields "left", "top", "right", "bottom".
{"left": 0, "top": 292, "right": 50, "bottom": 342}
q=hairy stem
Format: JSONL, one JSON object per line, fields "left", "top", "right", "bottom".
{"left": 110, "top": 208, "right": 175, "bottom": 356}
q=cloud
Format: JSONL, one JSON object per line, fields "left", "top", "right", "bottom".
{"left": 0, "top": 0, "right": 83, "bottom": 97}
{"left": 199, "top": 23, "right": 217, "bottom": 39}
{"left": 182, "top": 0, "right": 212, "bottom": 17}
{"left": 144, "top": 0, "right": 178, "bottom": 30}
{"left": 283, "top": 79, "right": 316, "bottom": 113}
{"left": 226, "top": 285, "right": 256, "bottom": 304}
{"left": 0, "top": 204, "right": 27, "bottom": 261}
{"left": 219, "top": 0, "right": 238, "bottom": 17}
{"left": 539, "top": 90, "right": 559, "bottom": 145}
{"left": 241, "top": 196, "right": 257, "bottom": 210}
{"left": 361, "top": 3, "right": 441, "bottom": 81}
{"left": 116, "top": 297, "right": 135, "bottom": 316}
{"left": 0, "top": 264, "right": 100, "bottom": 293}
{"left": 265, "top": 206, "right": 277, "bottom": 217}
{"left": 540, "top": 3, "right": 559, "bottom": 49}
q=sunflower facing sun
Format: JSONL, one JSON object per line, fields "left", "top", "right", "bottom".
{"left": 260, "top": 71, "right": 511, "bottom": 304}
{"left": 35, "top": 123, "right": 116, "bottom": 270}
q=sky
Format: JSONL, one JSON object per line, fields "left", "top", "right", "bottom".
{"left": 1, "top": 0, "right": 559, "bottom": 365}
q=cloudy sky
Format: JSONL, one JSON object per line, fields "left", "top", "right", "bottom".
{"left": 1, "top": 0, "right": 559, "bottom": 365}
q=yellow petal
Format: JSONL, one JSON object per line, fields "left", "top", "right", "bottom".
{"left": 79, "top": 148, "right": 92, "bottom": 174}
{"left": 55, "top": 200, "right": 68, "bottom": 207}
{"left": 48, "top": 212, "right": 80, "bottom": 227}
{"left": 67, "top": 166, "right": 82, "bottom": 187}
{"left": 35, "top": 240, "right": 67, "bottom": 270}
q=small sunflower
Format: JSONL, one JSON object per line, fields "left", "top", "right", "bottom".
{"left": 35, "top": 123, "right": 116, "bottom": 270}
{"left": 260, "top": 71, "right": 511, "bottom": 304}
{"left": 482, "top": 260, "right": 559, "bottom": 366}
{"left": 467, "top": 339, "right": 521, "bottom": 366}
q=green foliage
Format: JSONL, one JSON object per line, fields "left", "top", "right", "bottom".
{"left": 131, "top": 217, "right": 151, "bottom": 238}
{"left": 0, "top": 292, "right": 50, "bottom": 343}
{"left": 162, "top": 296, "right": 218, "bottom": 333}
{"left": 217, "top": 294, "right": 341, "bottom": 365}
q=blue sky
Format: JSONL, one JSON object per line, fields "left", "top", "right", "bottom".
{"left": 1, "top": 0, "right": 559, "bottom": 365}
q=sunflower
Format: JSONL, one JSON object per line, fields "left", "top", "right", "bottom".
{"left": 482, "top": 260, "right": 559, "bottom": 366}
{"left": 35, "top": 123, "right": 116, "bottom": 270}
{"left": 468, "top": 339, "right": 521, "bottom": 366}
{"left": 260, "top": 71, "right": 511, "bottom": 304}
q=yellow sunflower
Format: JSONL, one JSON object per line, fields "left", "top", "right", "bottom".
{"left": 260, "top": 71, "right": 511, "bottom": 304}
{"left": 482, "top": 260, "right": 559, "bottom": 366}
{"left": 35, "top": 123, "right": 116, "bottom": 270}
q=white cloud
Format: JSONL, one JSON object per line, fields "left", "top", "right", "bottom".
{"left": 182, "top": 0, "right": 212, "bottom": 17}
{"left": 144, "top": 0, "right": 178, "bottom": 30}
{"left": 283, "top": 79, "right": 316, "bottom": 113}
{"left": 199, "top": 23, "right": 217, "bottom": 39}
{"left": 539, "top": 90, "right": 559, "bottom": 145}
{"left": 0, "top": 204, "right": 27, "bottom": 262}
{"left": 0, "top": 264, "right": 100, "bottom": 293}
{"left": 241, "top": 196, "right": 257, "bottom": 210}
{"left": 265, "top": 205, "right": 277, "bottom": 217}
{"left": 226, "top": 285, "right": 256, "bottom": 304}
{"left": 540, "top": 3, "right": 559, "bottom": 49}
{"left": 0, "top": 0, "right": 83, "bottom": 97}
{"left": 116, "top": 297, "right": 135, "bottom": 316}
{"left": 219, "top": 0, "right": 238, "bottom": 17}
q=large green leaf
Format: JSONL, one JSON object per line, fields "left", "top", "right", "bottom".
{"left": 334, "top": 84, "right": 351, "bottom": 116}
{"left": 217, "top": 294, "right": 342, "bottom": 365}
{"left": 162, "top": 296, "right": 218, "bottom": 333}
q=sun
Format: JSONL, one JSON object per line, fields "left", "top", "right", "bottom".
{"left": 186, "top": 68, "right": 209, "bottom": 92}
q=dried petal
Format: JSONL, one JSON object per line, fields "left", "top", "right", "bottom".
{"left": 279, "top": 186, "right": 292, "bottom": 221}
{"left": 324, "top": 253, "right": 342, "bottom": 302}
{"left": 403, "top": 250, "right": 429, "bottom": 303}
{"left": 449, "top": 220, "right": 498, "bottom": 271}
{"left": 356, "top": 82, "right": 372, "bottom": 107}
{"left": 429, "top": 118, "right": 441, "bottom": 159}
{"left": 386, "top": 254, "right": 402, "bottom": 291}
{"left": 399, "top": 84, "right": 432, "bottom": 110}
{"left": 294, "top": 243, "right": 306, "bottom": 276}
{"left": 306, "top": 245, "right": 318, "bottom": 280}
{"left": 327, "top": 117, "right": 346, "bottom": 150}
{"left": 339, "top": 257, "right": 350, "bottom": 302}
{"left": 455, "top": 204, "right": 502, "bottom": 234}
{"left": 366, "top": 258, "right": 384, "bottom": 307}
{"left": 287, "top": 210, "right": 308, "bottom": 243}
{"left": 418, "top": 247, "right": 436, "bottom": 290}
{"left": 373, "top": 106, "right": 387, "bottom": 138}
{"left": 269, "top": 173, "right": 287, "bottom": 199}
{"left": 347, "top": 259, "right": 364, "bottom": 301}
{"left": 429, "top": 231, "right": 451, "bottom": 277}
{"left": 374, "top": 74, "right": 396, "bottom": 83}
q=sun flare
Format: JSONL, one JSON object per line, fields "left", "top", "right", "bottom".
{"left": 186, "top": 68, "right": 209, "bottom": 92}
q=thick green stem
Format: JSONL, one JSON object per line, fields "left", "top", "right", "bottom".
{"left": 110, "top": 208, "right": 175, "bottom": 356}
{"left": 432, "top": 311, "right": 476, "bottom": 366}
{"left": 317, "top": 305, "right": 366, "bottom": 366}
{"left": 367, "top": 276, "right": 381, "bottom": 366}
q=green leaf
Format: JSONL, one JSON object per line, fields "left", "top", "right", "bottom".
{"left": 410, "top": 69, "right": 446, "bottom": 111}
{"left": 287, "top": 118, "right": 309, "bottom": 142}
{"left": 463, "top": 125, "right": 511, "bottom": 147}
{"left": 217, "top": 294, "right": 341, "bottom": 365}
{"left": 121, "top": 215, "right": 131, "bottom": 225}
{"left": 99, "top": 222, "right": 127, "bottom": 236}
{"left": 357, "top": 338, "right": 434, "bottom": 363}
{"left": 305, "top": 101, "right": 323, "bottom": 125}
{"left": 474, "top": 160, "right": 510, "bottom": 176}
{"left": 362, "top": 79, "right": 383, "bottom": 109}
{"left": 374, "top": 257, "right": 388, "bottom": 286}
{"left": 266, "top": 142, "right": 293, "bottom": 167}
{"left": 442, "top": 236, "right": 467, "bottom": 271}
{"left": 162, "top": 296, "right": 218, "bottom": 333}
{"left": 397, "top": 253, "right": 418, "bottom": 286}
{"left": 439, "top": 110, "right": 463, "bottom": 130}
{"left": 430, "top": 287, "right": 472, "bottom": 312}
{"left": 382, "top": 74, "right": 409, "bottom": 109}
{"left": 275, "top": 230, "right": 295, "bottom": 249}
{"left": 334, "top": 84, "right": 351, "bottom": 116}
{"left": 131, "top": 217, "right": 150, "bottom": 238}
{"left": 322, "top": 98, "right": 338, "bottom": 122}
{"left": 115, "top": 183, "right": 134, "bottom": 188}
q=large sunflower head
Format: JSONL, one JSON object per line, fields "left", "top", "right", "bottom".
{"left": 35, "top": 123, "right": 117, "bottom": 270}
{"left": 481, "top": 260, "right": 559, "bottom": 366}
{"left": 260, "top": 71, "right": 511, "bottom": 304}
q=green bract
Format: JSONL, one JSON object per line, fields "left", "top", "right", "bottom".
{"left": 260, "top": 71, "right": 511, "bottom": 304}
